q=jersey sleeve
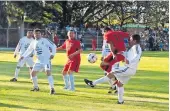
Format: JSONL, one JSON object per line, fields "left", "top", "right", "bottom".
{"left": 45, "top": 38, "right": 56, "bottom": 56}
{"left": 14, "top": 39, "right": 21, "bottom": 55}
{"left": 129, "top": 45, "right": 142, "bottom": 64}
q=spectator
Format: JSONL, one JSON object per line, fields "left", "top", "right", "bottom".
{"left": 92, "top": 37, "right": 97, "bottom": 51}
{"left": 53, "top": 34, "right": 59, "bottom": 46}
{"left": 149, "top": 36, "right": 154, "bottom": 51}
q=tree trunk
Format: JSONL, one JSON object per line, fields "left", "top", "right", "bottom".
{"left": 120, "top": 20, "right": 124, "bottom": 28}
{"left": 62, "top": 1, "right": 67, "bottom": 27}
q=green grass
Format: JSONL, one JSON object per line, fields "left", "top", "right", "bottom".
{"left": 0, "top": 51, "right": 168, "bottom": 111}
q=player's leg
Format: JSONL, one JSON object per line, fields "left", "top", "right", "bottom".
{"left": 45, "top": 62, "right": 55, "bottom": 95}
{"left": 10, "top": 59, "right": 25, "bottom": 82}
{"left": 29, "top": 67, "right": 33, "bottom": 79}
{"left": 100, "top": 54, "right": 124, "bottom": 73}
{"left": 84, "top": 72, "right": 115, "bottom": 87}
{"left": 67, "top": 70, "right": 75, "bottom": 91}
{"left": 30, "top": 63, "right": 42, "bottom": 91}
{"left": 26, "top": 57, "right": 34, "bottom": 79}
{"left": 117, "top": 81, "right": 124, "bottom": 104}
{"left": 108, "top": 62, "right": 120, "bottom": 93}
{"left": 67, "top": 60, "right": 80, "bottom": 91}
{"left": 113, "top": 67, "right": 135, "bottom": 104}
{"left": 62, "top": 63, "right": 70, "bottom": 89}
{"left": 31, "top": 70, "right": 39, "bottom": 91}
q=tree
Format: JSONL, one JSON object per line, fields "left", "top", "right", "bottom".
{"left": 0, "top": 1, "right": 8, "bottom": 28}
{"left": 143, "top": 1, "right": 169, "bottom": 27}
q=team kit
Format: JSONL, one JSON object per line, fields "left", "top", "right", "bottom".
{"left": 10, "top": 28, "right": 142, "bottom": 104}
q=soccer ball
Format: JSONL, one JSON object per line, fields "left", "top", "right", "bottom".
{"left": 87, "top": 53, "right": 97, "bottom": 63}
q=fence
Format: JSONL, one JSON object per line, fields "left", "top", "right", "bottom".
{"left": 0, "top": 28, "right": 168, "bottom": 51}
{"left": 0, "top": 28, "right": 104, "bottom": 50}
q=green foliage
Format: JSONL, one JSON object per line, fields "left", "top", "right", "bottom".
{"left": 1, "top": 1, "right": 169, "bottom": 27}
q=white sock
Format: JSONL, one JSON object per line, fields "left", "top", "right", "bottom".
{"left": 93, "top": 76, "right": 110, "bottom": 85}
{"left": 48, "top": 75, "right": 54, "bottom": 89}
{"left": 69, "top": 74, "right": 75, "bottom": 90}
{"left": 29, "top": 68, "right": 32, "bottom": 79}
{"left": 32, "top": 76, "right": 38, "bottom": 88}
{"left": 118, "top": 87, "right": 124, "bottom": 102}
{"left": 14, "top": 67, "right": 20, "bottom": 79}
{"left": 63, "top": 74, "right": 69, "bottom": 88}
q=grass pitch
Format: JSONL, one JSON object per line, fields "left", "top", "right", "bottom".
{"left": 0, "top": 51, "right": 168, "bottom": 111}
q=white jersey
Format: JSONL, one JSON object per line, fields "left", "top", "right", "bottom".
{"left": 22, "top": 38, "right": 56, "bottom": 64}
{"left": 123, "top": 44, "right": 142, "bottom": 69}
{"left": 102, "top": 40, "right": 111, "bottom": 57}
{"left": 14, "top": 36, "right": 34, "bottom": 56}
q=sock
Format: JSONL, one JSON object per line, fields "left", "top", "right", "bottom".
{"left": 48, "top": 75, "right": 54, "bottom": 89}
{"left": 118, "top": 87, "right": 124, "bottom": 102}
{"left": 93, "top": 76, "right": 110, "bottom": 85}
{"left": 14, "top": 67, "right": 20, "bottom": 79}
{"left": 32, "top": 76, "right": 38, "bottom": 88}
{"left": 69, "top": 74, "right": 75, "bottom": 90}
{"left": 63, "top": 74, "right": 69, "bottom": 88}
{"left": 29, "top": 68, "right": 33, "bottom": 79}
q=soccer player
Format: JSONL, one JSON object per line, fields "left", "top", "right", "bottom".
{"left": 57, "top": 30, "right": 82, "bottom": 91}
{"left": 101, "top": 29, "right": 119, "bottom": 93}
{"left": 100, "top": 27, "right": 130, "bottom": 93}
{"left": 20, "top": 29, "right": 56, "bottom": 94}
{"left": 100, "top": 27, "right": 130, "bottom": 73}
{"left": 10, "top": 30, "right": 34, "bottom": 82}
{"left": 84, "top": 34, "right": 142, "bottom": 104}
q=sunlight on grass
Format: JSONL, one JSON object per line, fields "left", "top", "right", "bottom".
{"left": 0, "top": 51, "right": 168, "bottom": 111}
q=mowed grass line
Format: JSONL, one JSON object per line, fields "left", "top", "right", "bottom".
{"left": 0, "top": 51, "right": 168, "bottom": 111}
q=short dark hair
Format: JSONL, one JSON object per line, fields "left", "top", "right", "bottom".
{"left": 132, "top": 34, "right": 140, "bottom": 43}
{"left": 27, "top": 30, "right": 33, "bottom": 32}
{"left": 104, "top": 27, "right": 112, "bottom": 32}
{"left": 33, "top": 28, "right": 41, "bottom": 33}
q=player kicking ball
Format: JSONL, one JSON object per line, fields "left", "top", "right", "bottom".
{"left": 84, "top": 34, "right": 142, "bottom": 104}
{"left": 57, "top": 30, "right": 82, "bottom": 91}
{"left": 10, "top": 30, "right": 34, "bottom": 82}
{"left": 20, "top": 29, "right": 56, "bottom": 95}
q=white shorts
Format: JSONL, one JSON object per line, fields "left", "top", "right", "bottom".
{"left": 17, "top": 57, "right": 34, "bottom": 67}
{"left": 32, "top": 61, "right": 51, "bottom": 72}
{"left": 112, "top": 66, "right": 136, "bottom": 84}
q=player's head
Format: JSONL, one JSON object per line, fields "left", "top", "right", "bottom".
{"left": 130, "top": 34, "right": 140, "bottom": 46}
{"left": 67, "top": 30, "right": 75, "bottom": 40}
{"left": 33, "top": 28, "right": 41, "bottom": 39}
{"left": 104, "top": 27, "right": 112, "bottom": 33}
{"left": 26, "top": 30, "right": 33, "bottom": 38}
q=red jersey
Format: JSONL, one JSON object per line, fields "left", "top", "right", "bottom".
{"left": 61, "top": 39, "right": 81, "bottom": 60}
{"left": 104, "top": 30, "right": 129, "bottom": 52}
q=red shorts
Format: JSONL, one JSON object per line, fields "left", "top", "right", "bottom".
{"left": 100, "top": 53, "right": 125, "bottom": 73}
{"left": 62, "top": 59, "right": 81, "bottom": 73}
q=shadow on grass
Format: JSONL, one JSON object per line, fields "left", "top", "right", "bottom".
{"left": 0, "top": 102, "right": 53, "bottom": 111}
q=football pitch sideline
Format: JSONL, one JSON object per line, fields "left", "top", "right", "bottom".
{"left": 0, "top": 51, "right": 168, "bottom": 111}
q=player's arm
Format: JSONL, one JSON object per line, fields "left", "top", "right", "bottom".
{"left": 71, "top": 48, "right": 82, "bottom": 56}
{"left": 14, "top": 39, "right": 21, "bottom": 58}
{"left": 108, "top": 41, "right": 117, "bottom": 57}
{"left": 20, "top": 42, "right": 34, "bottom": 60}
{"left": 46, "top": 39, "right": 57, "bottom": 59}
{"left": 56, "top": 41, "right": 66, "bottom": 50}
{"left": 125, "top": 45, "right": 142, "bottom": 64}
{"left": 68, "top": 41, "right": 82, "bottom": 59}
